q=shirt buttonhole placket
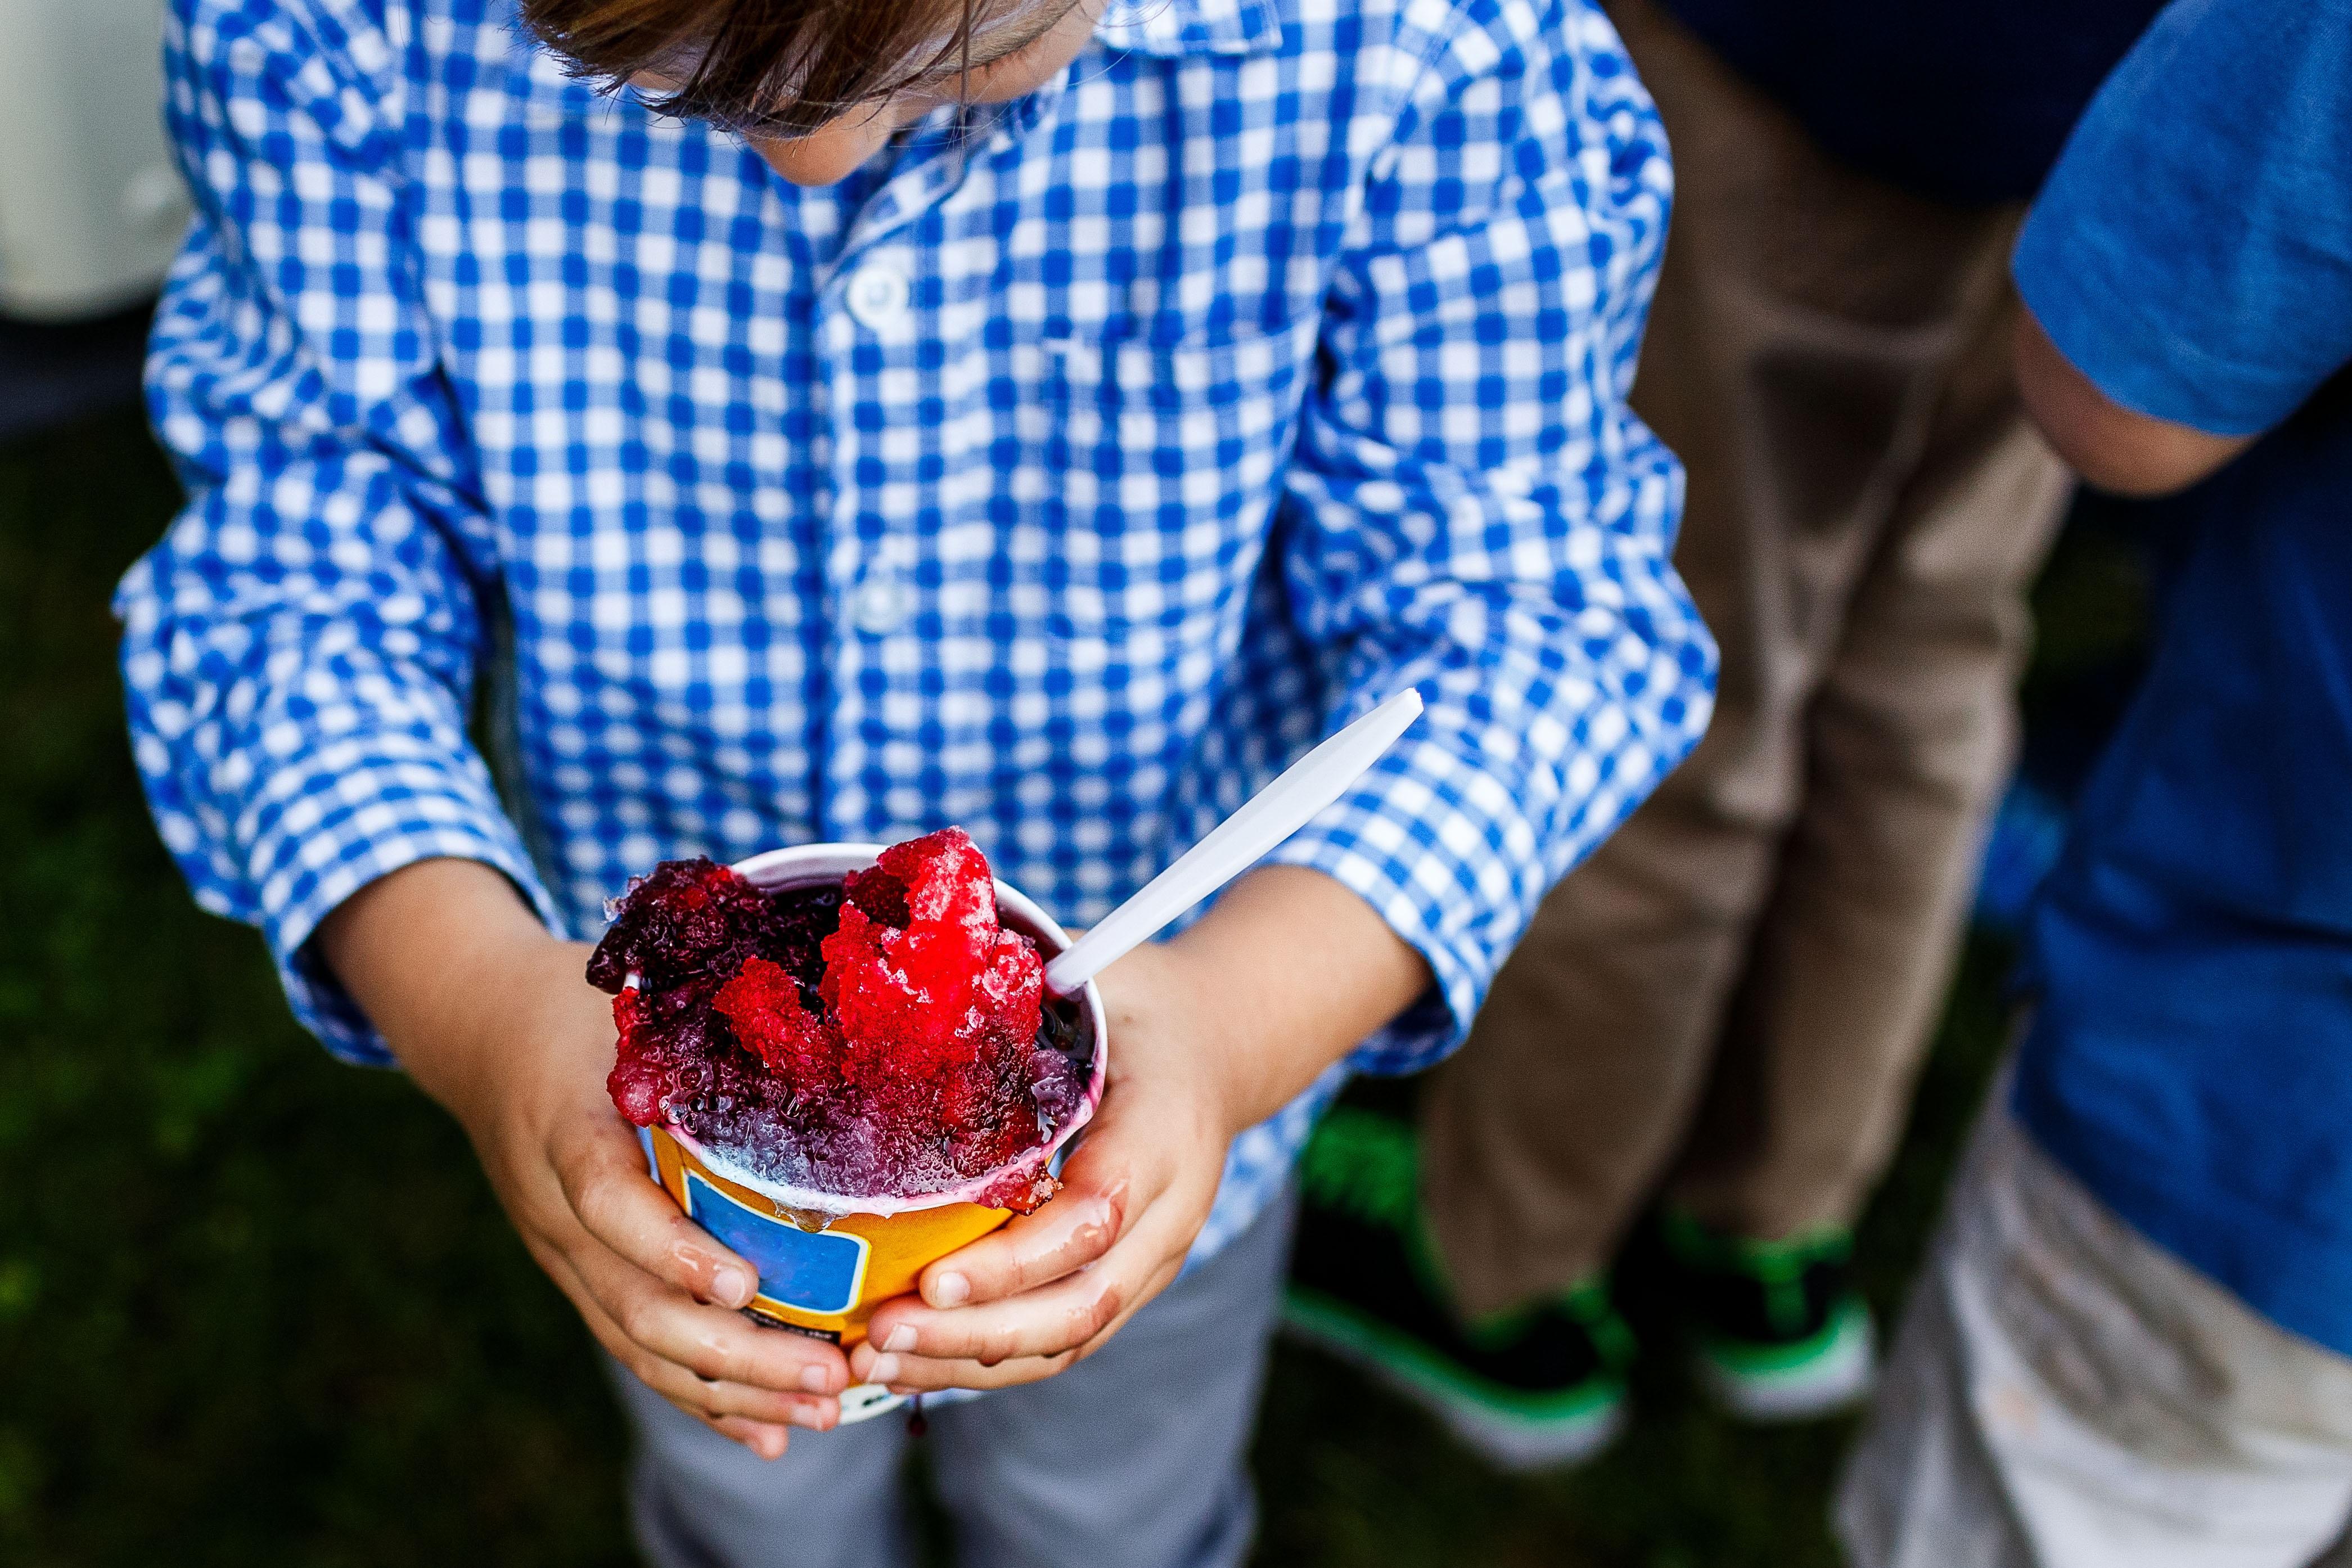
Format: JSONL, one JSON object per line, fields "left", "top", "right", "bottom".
{"left": 842, "top": 260, "right": 913, "bottom": 332}
{"left": 847, "top": 537, "right": 917, "bottom": 638}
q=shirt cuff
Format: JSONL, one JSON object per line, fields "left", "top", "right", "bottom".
{"left": 237, "top": 739, "right": 566, "bottom": 1065}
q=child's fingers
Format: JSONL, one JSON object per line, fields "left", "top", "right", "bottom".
{"left": 563, "top": 1129, "right": 760, "bottom": 1309}
{"left": 913, "top": 1080, "right": 1188, "bottom": 1309}
{"left": 561, "top": 1227, "right": 850, "bottom": 1398}
{"left": 865, "top": 1348, "right": 1079, "bottom": 1393}
{"left": 860, "top": 1252, "right": 1188, "bottom": 1393}
{"left": 863, "top": 1208, "right": 1190, "bottom": 1383}
{"left": 915, "top": 1180, "right": 1128, "bottom": 1309}
{"left": 527, "top": 1120, "right": 857, "bottom": 1403}
{"left": 869, "top": 1259, "right": 1130, "bottom": 1370}
{"left": 705, "top": 1413, "right": 794, "bottom": 1461}
{"left": 565, "top": 1263, "right": 842, "bottom": 1431}
{"left": 633, "top": 1353, "right": 839, "bottom": 1431}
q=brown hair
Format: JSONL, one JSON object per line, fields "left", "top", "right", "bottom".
{"left": 520, "top": 0, "right": 1014, "bottom": 139}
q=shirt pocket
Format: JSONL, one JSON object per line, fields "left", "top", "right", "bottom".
{"left": 1044, "top": 323, "right": 1315, "bottom": 484}
{"left": 1029, "top": 322, "right": 1316, "bottom": 639}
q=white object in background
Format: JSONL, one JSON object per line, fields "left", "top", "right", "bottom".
{"left": 1042, "top": 689, "right": 1425, "bottom": 997}
{"left": 0, "top": 0, "right": 190, "bottom": 322}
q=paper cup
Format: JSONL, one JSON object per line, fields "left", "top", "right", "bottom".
{"left": 634, "top": 843, "right": 1109, "bottom": 1423}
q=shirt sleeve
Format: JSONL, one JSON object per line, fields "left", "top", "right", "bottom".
{"left": 1265, "top": 0, "right": 1715, "bottom": 1073}
{"left": 116, "top": 0, "right": 565, "bottom": 1065}
{"left": 2012, "top": 0, "right": 2352, "bottom": 436}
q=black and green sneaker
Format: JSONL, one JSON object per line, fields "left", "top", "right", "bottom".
{"left": 1283, "top": 1107, "right": 1634, "bottom": 1471}
{"left": 1660, "top": 1209, "right": 1875, "bottom": 1421}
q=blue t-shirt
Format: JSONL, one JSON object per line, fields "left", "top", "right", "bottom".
{"left": 1661, "top": 0, "right": 2165, "bottom": 204}
{"left": 2009, "top": 0, "right": 2352, "bottom": 1355}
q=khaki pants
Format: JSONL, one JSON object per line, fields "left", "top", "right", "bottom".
{"left": 1421, "top": 0, "right": 2072, "bottom": 1316}
{"left": 1838, "top": 1087, "right": 2352, "bottom": 1568}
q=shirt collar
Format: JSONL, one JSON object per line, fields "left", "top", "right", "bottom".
{"left": 1094, "top": 0, "right": 1282, "bottom": 58}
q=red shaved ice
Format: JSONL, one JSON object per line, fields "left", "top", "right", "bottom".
{"left": 584, "top": 857, "right": 771, "bottom": 993}
{"left": 714, "top": 957, "right": 837, "bottom": 1090}
{"left": 587, "top": 830, "right": 1092, "bottom": 1210}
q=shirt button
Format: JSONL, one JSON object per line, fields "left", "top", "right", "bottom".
{"left": 844, "top": 264, "right": 911, "bottom": 329}
{"left": 849, "top": 575, "right": 914, "bottom": 635}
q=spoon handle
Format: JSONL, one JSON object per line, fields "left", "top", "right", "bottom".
{"left": 1042, "top": 689, "right": 1424, "bottom": 996}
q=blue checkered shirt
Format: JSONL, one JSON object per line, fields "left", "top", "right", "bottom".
{"left": 120, "top": 0, "right": 1713, "bottom": 1261}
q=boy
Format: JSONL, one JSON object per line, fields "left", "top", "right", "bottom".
{"left": 1836, "top": 0, "right": 2352, "bottom": 1562}
{"left": 117, "top": 0, "right": 1712, "bottom": 1562}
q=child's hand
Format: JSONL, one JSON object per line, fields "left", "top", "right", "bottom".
{"left": 850, "top": 866, "right": 1431, "bottom": 1393}
{"left": 319, "top": 859, "right": 852, "bottom": 1460}
{"left": 448, "top": 939, "right": 853, "bottom": 1456}
{"left": 850, "top": 940, "right": 1245, "bottom": 1393}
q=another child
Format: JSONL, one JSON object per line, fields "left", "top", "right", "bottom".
{"left": 1837, "top": 1, "right": 2352, "bottom": 1562}
{"left": 118, "top": 0, "right": 1712, "bottom": 1562}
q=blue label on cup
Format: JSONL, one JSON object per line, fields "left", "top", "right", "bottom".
{"left": 684, "top": 1173, "right": 871, "bottom": 1314}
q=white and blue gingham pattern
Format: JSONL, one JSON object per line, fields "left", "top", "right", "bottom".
{"left": 119, "top": 0, "right": 1713, "bottom": 1260}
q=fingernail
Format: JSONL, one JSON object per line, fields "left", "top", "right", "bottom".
{"left": 801, "top": 1364, "right": 832, "bottom": 1394}
{"left": 930, "top": 1272, "right": 970, "bottom": 1307}
{"left": 787, "top": 1405, "right": 832, "bottom": 1432}
{"left": 867, "top": 1353, "right": 900, "bottom": 1384}
{"left": 713, "top": 1264, "right": 753, "bottom": 1308}
{"left": 880, "top": 1324, "right": 917, "bottom": 1354}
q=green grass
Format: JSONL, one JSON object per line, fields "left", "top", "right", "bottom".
{"left": 0, "top": 407, "right": 2135, "bottom": 1565}
{"left": 1248, "top": 935, "right": 2013, "bottom": 1568}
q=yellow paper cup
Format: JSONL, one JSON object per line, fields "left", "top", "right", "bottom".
{"left": 634, "top": 843, "right": 1109, "bottom": 1423}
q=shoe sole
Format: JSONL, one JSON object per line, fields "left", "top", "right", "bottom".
{"left": 1692, "top": 1300, "right": 1876, "bottom": 1422}
{"left": 1281, "top": 1288, "right": 1627, "bottom": 1472}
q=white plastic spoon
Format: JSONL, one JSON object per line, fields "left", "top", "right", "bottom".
{"left": 1042, "top": 688, "right": 1425, "bottom": 997}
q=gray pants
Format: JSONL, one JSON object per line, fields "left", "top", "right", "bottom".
{"left": 611, "top": 1191, "right": 1295, "bottom": 1568}
{"left": 1839, "top": 1091, "right": 2352, "bottom": 1568}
